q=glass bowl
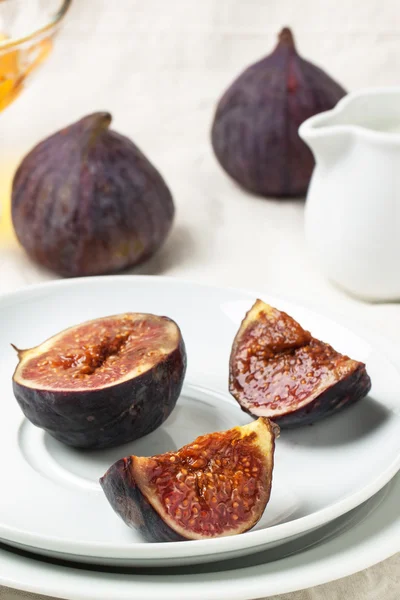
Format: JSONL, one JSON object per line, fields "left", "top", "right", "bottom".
{"left": 0, "top": 0, "right": 72, "bottom": 111}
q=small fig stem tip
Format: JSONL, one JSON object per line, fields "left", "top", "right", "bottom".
{"left": 81, "top": 112, "right": 112, "bottom": 151}
{"left": 278, "top": 27, "right": 295, "bottom": 47}
{"left": 86, "top": 112, "right": 112, "bottom": 130}
{"left": 97, "top": 112, "right": 112, "bottom": 129}
{"left": 10, "top": 343, "right": 24, "bottom": 358}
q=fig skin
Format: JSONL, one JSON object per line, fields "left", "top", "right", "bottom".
{"left": 211, "top": 27, "right": 346, "bottom": 198}
{"left": 100, "top": 458, "right": 185, "bottom": 542}
{"left": 12, "top": 313, "right": 186, "bottom": 449}
{"left": 11, "top": 112, "right": 175, "bottom": 277}
{"left": 100, "top": 417, "right": 278, "bottom": 541}
{"left": 229, "top": 300, "right": 371, "bottom": 427}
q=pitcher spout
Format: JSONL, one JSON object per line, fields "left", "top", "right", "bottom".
{"left": 299, "top": 113, "right": 353, "bottom": 168}
{"left": 300, "top": 86, "right": 400, "bottom": 167}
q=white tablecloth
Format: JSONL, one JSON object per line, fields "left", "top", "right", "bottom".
{"left": 0, "top": 0, "right": 399, "bottom": 597}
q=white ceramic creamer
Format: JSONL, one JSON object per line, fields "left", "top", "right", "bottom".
{"left": 299, "top": 87, "right": 400, "bottom": 302}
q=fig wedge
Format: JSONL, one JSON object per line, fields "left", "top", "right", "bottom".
{"left": 12, "top": 313, "right": 186, "bottom": 449}
{"left": 100, "top": 417, "right": 278, "bottom": 541}
{"left": 229, "top": 300, "right": 371, "bottom": 427}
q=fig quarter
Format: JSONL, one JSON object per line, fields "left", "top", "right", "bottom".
{"left": 229, "top": 300, "right": 371, "bottom": 427}
{"left": 100, "top": 417, "right": 278, "bottom": 541}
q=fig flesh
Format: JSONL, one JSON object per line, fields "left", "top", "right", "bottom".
{"left": 229, "top": 300, "right": 371, "bottom": 427}
{"left": 211, "top": 27, "right": 346, "bottom": 198}
{"left": 100, "top": 417, "right": 278, "bottom": 541}
{"left": 11, "top": 112, "right": 175, "bottom": 277}
{"left": 12, "top": 313, "right": 186, "bottom": 449}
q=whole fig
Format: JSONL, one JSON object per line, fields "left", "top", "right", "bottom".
{"left": 11, "top": 113, "right": 175, "bottom": 277}
{"left": 211, "top": 27, "right": 346, "bottom": 198}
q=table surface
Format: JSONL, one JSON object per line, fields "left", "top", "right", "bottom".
{"left": 0, "top": 0, "right": 399, "bottom": 598}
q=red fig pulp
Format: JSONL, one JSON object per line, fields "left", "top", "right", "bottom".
{"left": 229, "top": 300, "right": 371, "bottom": 427}
{"left": 100, "top": 417, "right": 278, "bottom": 541}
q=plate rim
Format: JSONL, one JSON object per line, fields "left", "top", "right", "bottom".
{"left": 0, "top": 472, "right": 398, "bottom": 600}
{"left": 1, "top": 274, "right": 399, "bottom": 562}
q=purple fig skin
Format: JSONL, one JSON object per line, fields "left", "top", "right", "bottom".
{"left": 13, "top": 348, "right": 185, "bottom": 449}
{"left": 286, "top": 365, "right": 369, "bottom": 427}
{"left": 100, "top": 458, "right": 185, "bottom": 542}
{"left": 12, "top": 315, "right": 186, "bottom": 449}
{"left": 229, "top": 300, "right": 371, "bottom": 428}
{"left": 244, "top": 364, "right": 371, "bottom": 428}
{"left": 11, "top": 113, "right": 175, "bottom": 277}
{"left": 211, "top": 27, "right": 347, "bottom": 198}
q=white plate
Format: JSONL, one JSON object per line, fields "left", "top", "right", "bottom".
{"left": 0, "top": 276, "right": 399, "bottom": 566}
{"left": 0, "top": 471, "right": 399, "bottom": 600}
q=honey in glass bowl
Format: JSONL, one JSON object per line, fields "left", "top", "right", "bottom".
{"left": 0, "top": 0, "right": 71, "bottom": 111}
{"left": 0, "top": 32, "right": 52, "bottom": 111}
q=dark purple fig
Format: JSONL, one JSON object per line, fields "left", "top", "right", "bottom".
{"left": 211, "top": 27, "right": 346, "bottom": 198}
{"left": 100, "top": 417, "right": 278, "bottom": 541}
{"left": 11, "top": 112, "right": 175, "bottom": 277}
{"left": 12, "top": 313, "right": 186, "bottom": 449}
{"left": 229, "top": 300, "right": 371, "bottom": 427}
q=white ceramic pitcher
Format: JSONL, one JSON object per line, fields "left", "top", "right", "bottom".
{"left": 299, "top": 87, "right": 400, "bottom": 302}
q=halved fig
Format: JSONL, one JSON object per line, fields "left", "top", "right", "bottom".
{"left": 12, "top": 313, "right": 186, "bottom": 449}
{"left": 100, "top": 417, "right": 278, "bottom": 541}
{"left": 229, "top": 300, "right": 371, "bottom": 427}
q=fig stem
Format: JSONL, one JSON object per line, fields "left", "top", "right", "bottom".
{"left": 81, "top": 112, "right": 112, "bottom": 152}
{"left": 84, "top": 112, "right": 112, "bottom": 130}
{"left": 278, "top": 27, "right": 295, "bottom": 48}
{"left": 10, "top": 343, "right": 25, "bottom": 358}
